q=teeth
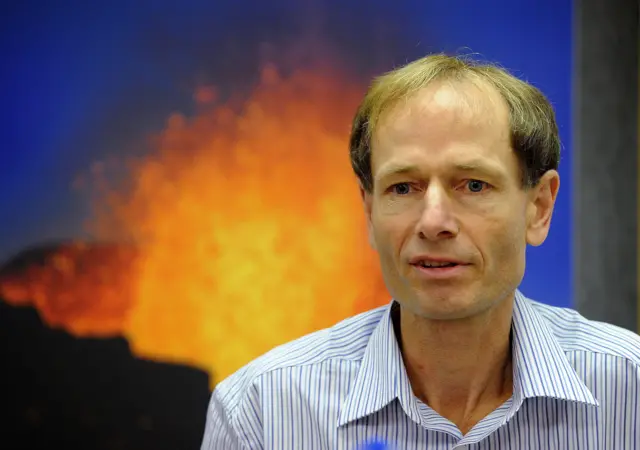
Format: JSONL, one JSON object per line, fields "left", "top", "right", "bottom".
{"left": 420, "top": 261, "right": 454, "bottom": 268}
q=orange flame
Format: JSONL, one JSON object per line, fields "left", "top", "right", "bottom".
{"left": 2, "top": 63, "right": 390, "bottom": 386}
{"left": 0, "top": 242, "right": 138, "bottom": 336}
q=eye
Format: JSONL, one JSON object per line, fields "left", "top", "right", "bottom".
{"left": 390, "top": 183, "right": 412, "bottom": 195}
{"left": 466, "top": 180, "right": 488, "bottom": 193}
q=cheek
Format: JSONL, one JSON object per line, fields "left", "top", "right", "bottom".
{"left": 465, "top": 197, "right": 521, "bottom": 245}
{"left": 371, "top": 211, "right": 412, "bottom": 257}
{"left": 483, "top": 214, "right": 528, "bottom": 266}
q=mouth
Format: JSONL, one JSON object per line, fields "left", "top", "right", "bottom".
{"left": 409, "top": 257, "right": 469, "bottom": 279}
{"left": 412, "top": 260, "right": 460, "bottom": 269}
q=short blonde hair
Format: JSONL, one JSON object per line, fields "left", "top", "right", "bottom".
{"left": 349, "top": 53, "right": 560, "bottom": 192}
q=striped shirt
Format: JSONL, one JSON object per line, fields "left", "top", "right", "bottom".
{"left": 201, "top": 290, "right": 640, "bottom": 449}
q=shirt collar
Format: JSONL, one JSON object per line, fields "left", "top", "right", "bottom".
{"left": 338, "top": 300, "right": 420, "bottom": 427}
{"left": 337, "top": 290, "right": 598, "bottom": 427}
{"left": 511, "top": 290, "right": 598, "bottom": 406}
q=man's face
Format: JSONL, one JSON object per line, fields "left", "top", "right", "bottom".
{"left": 362, "top": 80, "right": 559, "bottom": 320}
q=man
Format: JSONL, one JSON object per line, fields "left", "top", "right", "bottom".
{"left": 201, "top": 54, "right": 640, "bottom": 449}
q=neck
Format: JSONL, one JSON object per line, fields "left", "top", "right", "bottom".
{"left": 395, "top": 295, "right": 514, "bottom": 435}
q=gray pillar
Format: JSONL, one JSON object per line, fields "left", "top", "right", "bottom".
{"left": 573, "top": 0, "right": 639, "bottom": 332}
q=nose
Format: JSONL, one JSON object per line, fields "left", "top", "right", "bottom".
{"left": 415, "top": 183, "right": 459, "bottom": 241}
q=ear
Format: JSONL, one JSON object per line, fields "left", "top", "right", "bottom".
{"left": 526, "top": 170, "right": 560, "bottom": 246}
{"left": 360, "top": 185, "right": 377, "bottom": 250}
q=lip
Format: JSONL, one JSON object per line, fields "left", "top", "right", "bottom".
{"left": 411, "top": 263, "right": 468, "bottom": 280}
{"left": 408, "top": 255, "right": 468, "bottom": 265}
{"left": 408, "top": 255, "right": 470, "bottom": 280}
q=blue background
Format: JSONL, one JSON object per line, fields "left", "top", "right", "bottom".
{"left": 0, "top": 0, "right": 572, "bottom": 307}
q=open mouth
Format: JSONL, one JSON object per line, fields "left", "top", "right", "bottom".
{"left": 415, "top": 261, "right": 459, "bottom": 268}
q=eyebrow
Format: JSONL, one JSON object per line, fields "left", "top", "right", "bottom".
{"left": 375, "top": 163, "right": 422, "bottom": 183}
{"left": 453, "top": 161, "right": 505, "bottom": 179}
{"left": 375, "top": 160, "right": 507, "bottom": 183}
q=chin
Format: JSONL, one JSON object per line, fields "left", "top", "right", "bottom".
{"left": 407, "top": 289, "right": 485, "bottom": 320}
{"left": 414, "top": 305, "right": 479, "bottom": 321}
{"left": 421, "top": 308, "right": 479, "bottom": 321}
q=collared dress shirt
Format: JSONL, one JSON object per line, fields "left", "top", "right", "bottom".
{"left": 201, "top": 290, "right": 640, "bottom": 449}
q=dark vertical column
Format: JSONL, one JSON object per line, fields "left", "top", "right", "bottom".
{"left": 573, "top": 0, "right": 639, "bottom": 332}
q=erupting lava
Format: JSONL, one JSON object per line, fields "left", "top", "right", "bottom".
{"left": 1, "top": 63, "right": 390, "bottom": 386}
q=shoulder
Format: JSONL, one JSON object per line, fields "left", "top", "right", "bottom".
{"left": 530, "top": 298, "right": 640, "bottom": 366}
{"left": 212, "top": 303, "right": 389, "bottom": 414}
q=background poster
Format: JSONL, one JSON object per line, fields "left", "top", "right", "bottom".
{"left": 0, "top": 1, "right": 572, "bottom": 448}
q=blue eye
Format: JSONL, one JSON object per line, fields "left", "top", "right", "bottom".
{"left": 467, "top": 180, "right": 487, "bottom": 193}
{"left": 391, "top": 183, "right": 412, "bottom": 195}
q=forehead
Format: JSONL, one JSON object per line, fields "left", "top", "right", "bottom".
{"left": 371, "top": 79, "right": 516, "bottom": 180}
